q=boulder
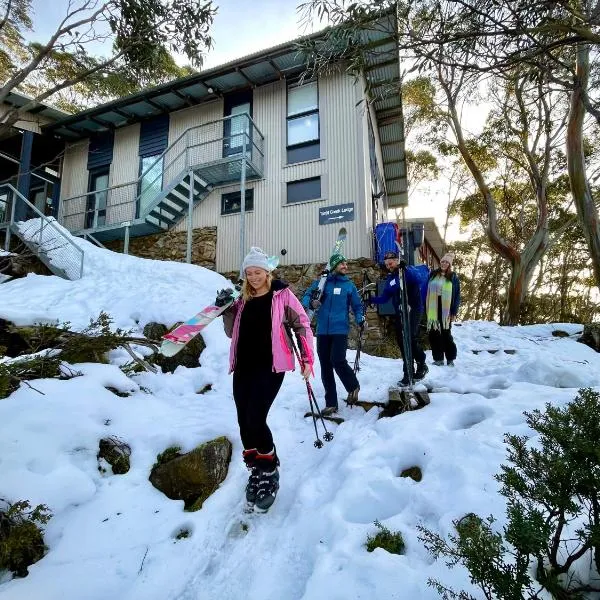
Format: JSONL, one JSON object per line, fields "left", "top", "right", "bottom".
{"left": 149, "top": 436, "right": 232, "bottom": 511}
{"left": 144, "top": 321, "right": 206, "bottom": 373}
{"left": 578, "top": 323, "right": 600, "bottom": 353}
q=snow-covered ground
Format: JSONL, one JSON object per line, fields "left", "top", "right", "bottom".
{"left": 0, "top": 237, "right": 599, "bottom": 600}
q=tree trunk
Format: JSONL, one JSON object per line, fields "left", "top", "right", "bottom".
{"left": 567, "top": 43, "right": 600, "bottom": 292}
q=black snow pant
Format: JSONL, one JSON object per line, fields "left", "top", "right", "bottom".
{"left": 394, "top": 308, "right": 426, "bottom": 377}
{"left": 317, "top": 334, "right": 360, "bottom": 409}
{"left": 428, "top": 298, "right": 457, "bottom": 362}
{"left": 233, "top": 369, "right": 285, "bottom": 454}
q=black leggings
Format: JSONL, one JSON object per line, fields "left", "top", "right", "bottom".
{"left": 232, "top": 370, "right": 285, "bottom": 454}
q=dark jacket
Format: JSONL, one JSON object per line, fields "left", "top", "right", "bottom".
{"left": 371, "top": 268, "right": 423, "bottom": 315}
{"left": 427, "top": 269, "right": 461, "bottom": 316}
{"left": 301, "top": 273, "right": 364, "bottom": 336}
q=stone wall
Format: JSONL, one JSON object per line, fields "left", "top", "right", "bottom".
{"left": 104, "top": 227, "right": 216, "bottom": 269}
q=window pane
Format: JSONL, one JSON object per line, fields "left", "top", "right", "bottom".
{"left": 288, "top": 82, "right": 318, "bottom": 117}
{"left": 287, "top": 177, "right": 321, "bottom": 204}
{"left": 139, "top": 155, "right": 163, "bottom": 216}
{"left": 287, "top": 142, "right": 320, "bottom": 165}
{"left": 221, "top": 189, "right": 254, "bottom": 215}
{"left": 287, "top": 113, "right": 319, "bottom": 146}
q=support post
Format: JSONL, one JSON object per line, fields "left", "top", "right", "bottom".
{"left": 187, "top": 170, "right": 193, "bottom": 264}
{"left": 239, "top": 125, "right": 247, "bottom": 277}
{"left": 123, "top": 224, "right": 130, "bottom": 255}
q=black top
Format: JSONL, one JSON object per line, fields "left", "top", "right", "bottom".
{"left": 235, "top": 291, "right": 274, "bottom": 372}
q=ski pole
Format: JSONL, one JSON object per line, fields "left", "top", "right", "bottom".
{"left": 284, "top": 325, "right": 333, "bottom": 447}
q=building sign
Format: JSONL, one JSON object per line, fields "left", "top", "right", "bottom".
{"left": 319, "top": 203, "right": 355, "bottom": 225}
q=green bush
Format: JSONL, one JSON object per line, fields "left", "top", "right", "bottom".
{"left": 0, "top": 500, "right": 52, "bottom": 577}
{"left": 419, "top": 387, "right": 600, "bottom": 600}
{"left": 366, "top": 520, "right": 405, "bottom": 555}
{"left": 154, "top": 445, "right": 182, "bottom": 468}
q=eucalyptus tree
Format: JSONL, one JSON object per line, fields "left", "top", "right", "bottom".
{"left": 0, "top": 0, "right": 216, "bottom": 136}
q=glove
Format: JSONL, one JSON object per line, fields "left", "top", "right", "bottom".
{"left": 359, "top": 320, "right": 368, "bottom": 332}
{"left": 399, "top": 259, "right": 407, "bottom": 269}
{"left": 215, "top": 288, "right": 235, "bottom": 307}
{"left": 310, "top": 299, "right": 322, "bottom": 310}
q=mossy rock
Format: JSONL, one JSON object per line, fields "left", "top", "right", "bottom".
{"left": 149, "top": 436, "right": 232, "bottom": 510}
{"left": 97, "top": 436, "right": 131, "bottom": 475}
{"left": 143, "top": 322, "right": 168, "bottom": 341}
{"left": 400, "top": 466, "right": 422, "bottom": 482}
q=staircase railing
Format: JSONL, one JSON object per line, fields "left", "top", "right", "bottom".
{"left": 60, "top": 113, "right": 265, "bottom": 233}
{"left": 0, "top": 183, "right": 84, "bottom": 280}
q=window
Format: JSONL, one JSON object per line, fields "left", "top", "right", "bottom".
{"left": 137, "top": 154, "right": 164, "bottom": 217}
{"left": 287, "top": 81, "right": 320, "bottom": 164}
{"left": 221, "top": 189, "right": 254, "bottom": 215}
{"left": 286, "top": 177, "right": 321, "bottom": 204}
{"left": 86, "top": 168, "right": 109, "bottom": 229}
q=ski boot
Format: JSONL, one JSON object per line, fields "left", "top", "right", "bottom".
{"left": 414, "top": 362, "right": 429, "bottom": 381}
{"left": 242, "top": 449, "right": 261, "bottom": 509}
{"left": 254, "top": 451, "right": 280, "bottom": 513}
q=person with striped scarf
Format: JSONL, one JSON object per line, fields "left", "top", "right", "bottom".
{"left": 426, "top": 253, "right": 461, "bottom": 366}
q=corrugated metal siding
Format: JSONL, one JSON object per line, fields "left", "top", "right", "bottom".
{"left": 108, "top": 123, "right": 140, "bottom": 224}
{"left": 139, "top": 114, "right": 169, "bottom": 156}
{"left": 59, "top": 139, "right": 89, "bottom": 230}
{"left": 207, "top": 73, "right": 369, "bottom": 272}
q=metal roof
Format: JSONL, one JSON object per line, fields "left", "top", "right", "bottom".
{"left": 44, "top": 11, "right": 407, "bottom": 206}
{"left": 3, "top": 91, "right": 69, "bottom": 123}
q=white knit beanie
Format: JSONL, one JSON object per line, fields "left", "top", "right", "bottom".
{"left": 242, "top": 247, "right": 273, "bottom": 273}
{"left": 441, "top": 253, "right": 454, "bottom": 266}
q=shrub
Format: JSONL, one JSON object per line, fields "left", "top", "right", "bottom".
{"left": 366, "top": 520, "right": 405, "bottom": 555}
{"left": 0, "top": 500, "right": 52, "bottom": 577}
{"left": 419, "top": 387, "right": 600, "bottom": 600}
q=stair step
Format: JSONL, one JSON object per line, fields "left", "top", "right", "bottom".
{"left": 148, "top": 210, "right": 177, "bottom": 225}
{"left": 152, "top": 201, "right": 181, "bottom": 218}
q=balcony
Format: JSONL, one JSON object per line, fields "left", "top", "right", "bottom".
{"left": 59, "top": 114, "right": 264, "bottom": 242}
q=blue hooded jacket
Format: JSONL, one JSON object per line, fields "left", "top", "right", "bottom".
{"left": 371, "top": 267, "right": 424, "bottom": 315}
{"left": 302, "top": 273, "right": 364, "bottom": 335}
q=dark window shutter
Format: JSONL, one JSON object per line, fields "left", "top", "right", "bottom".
{"left": 87, "top": 131, "right": 114, "bottom": 170}
{"left": 139, "top": 115, "right": 169, "bottom": 157}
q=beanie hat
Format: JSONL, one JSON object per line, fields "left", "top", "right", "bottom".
{"left": 440, "top": 253, "right": 454, "bottom": 266}
{"left": 242, "top": 247, "right": 274, "bottom": 273}
{"left": 384, "top": 250, "right": 399, "bottom": 260}
{"left": 329, "top": 253, "right": 347, "bottom": 270}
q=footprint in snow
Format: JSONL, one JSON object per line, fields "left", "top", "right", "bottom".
{"left": 448, "top": 405, "right": 495, "bottom": 430}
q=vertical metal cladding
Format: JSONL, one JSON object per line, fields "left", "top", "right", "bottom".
{"left": 108, "top": 123, "right": 140, "bottom": 224}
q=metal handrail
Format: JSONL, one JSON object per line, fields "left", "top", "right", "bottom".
{"left": 1, "top": 183, "right": 84, "bottom": 279}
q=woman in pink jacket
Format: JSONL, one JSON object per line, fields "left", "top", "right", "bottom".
{"left": 222, "top": 247, "right": 314, "bottom": 512}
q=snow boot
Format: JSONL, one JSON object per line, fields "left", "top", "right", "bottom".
{"left": 414, "top": 362, "right": 429, "bottom": 381}
{"left": 254, "top": 450, "right": 280, "bottom": 513}
{"left": 242, "top": 449, "right": 260, "bottom": 506}
{"left": 432, "top": 360, "right": 444, "bottom": 366}
{"left": 346, "top": 387, "right": 360, "bottom": 405}
{"left": 322, "top": 406, "right": 338, "bottom": 416}
{"left": 447, "top": 360, "right": 455, "bottom": 367}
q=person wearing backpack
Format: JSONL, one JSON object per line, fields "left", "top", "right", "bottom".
{"left": 302, "top": 253, "right": 365, "bottom": 414}
{"left": 370, "top": 250, "right": 428, "bottom": 386}
{"left": 426, "top": 253, "right": 460, "bottom": 366}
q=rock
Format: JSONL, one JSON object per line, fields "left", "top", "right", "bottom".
{"left": 143, "top": 321, "right": 206, "bottom": 373}
{"left": 97, "top": 436, "right": 131, "bottom": 474}
{"left": 578, "top": 323, "right": 600, "bottom": 352}
{"left": 149, "top": 436, "right": 232, "bottom": 511}
{"left": 143, "top": 322, "right": 168, "bottom": 341}
{"left": 552, "top": 330, "right": 570, "bottom": 338}
{"left": 400, "top": 466, "right": 423, "bottom": 482}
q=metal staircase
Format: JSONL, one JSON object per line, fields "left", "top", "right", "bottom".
{"left": 59, "top": 114, "right": 264, "bottom": 244}
{"left": 0, "top": 184, "right": 84, "bottom": 280}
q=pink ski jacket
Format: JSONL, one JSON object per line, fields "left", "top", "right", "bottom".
{"left": 223, "top": 281, "right": 314, "bottom": 374}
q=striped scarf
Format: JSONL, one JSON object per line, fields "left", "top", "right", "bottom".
{"left": 426, "top": 274, "right": 453, "bottom": 330}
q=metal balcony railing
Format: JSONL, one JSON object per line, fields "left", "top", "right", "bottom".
{"left": 60, "top": 113, "right": 265, "bottom": 234}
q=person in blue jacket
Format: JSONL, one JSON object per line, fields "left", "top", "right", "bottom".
{"left": 370, "top": 250, "right": 428, "bottom": 386}
{"left": 302, "top": 253, "right": 365, "bottom": 415}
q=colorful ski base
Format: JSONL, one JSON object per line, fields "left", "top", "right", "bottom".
{"left": 307, "top": 227, "right": 347, "bottom": 320}
{"left": 160, "top": 290, "right": 240, "bottom": 357}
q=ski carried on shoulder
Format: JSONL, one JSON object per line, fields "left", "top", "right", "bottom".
{"left": 159, "top": 257, "right": 280, "bottom": 357}
{"left": 303, "top": 411, "right": 344, "bottom": 425}
{"left": 306, "top": 227, "right": 347, "bottom": 320}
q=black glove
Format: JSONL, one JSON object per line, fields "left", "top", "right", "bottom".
{"left": 399, "top": 259, "right": 407, "bottom": 269}
{"left": 215, "top": 288, "right": 235, "bottom": 307}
